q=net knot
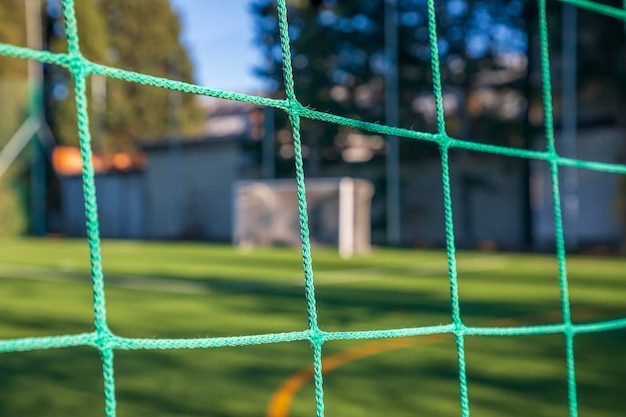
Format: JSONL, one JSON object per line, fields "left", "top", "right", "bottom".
{"left": 95, "top": 328, "right": 116, "bottom": 350}
{"left": 309, "top": 329, "right": 325, "bottom": 347}
{"left": 67, "top": 52, "right": 90, "bottom": 78}
{"left": 438, "top": 134, "right": 452, "bottom": 150}
{"left": 287, "top": 99, "right": 304, "bottom": 115}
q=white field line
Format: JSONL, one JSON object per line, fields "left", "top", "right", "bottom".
{"left": 312, "top": 256, "right": 510, "bottom": 284}
{"left": 0, "top": 264, "right": 210, "bottom": 295}
{"left": 309, "top": 268, "right": 384, "bottom": 285}
{"left": 0, "top": 257, "right": 509, "bottom": 295}
{"left": 0, "top": 263, "right": 385, "bottom": 293}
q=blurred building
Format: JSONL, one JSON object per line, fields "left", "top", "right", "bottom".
{"left": 200, "top": 96, "right": 265, "bottom": 140}
{"left": 51, "top": 96, "right": 625, "bottom": 252}
{"left": 52, "top": 146, "right": 146, "bottom": 239}
{"left": 141, "top": 136, "right": 242, "bottom": 241}
{"left": 52, "top": 95, "right": 265, "bottom": 241}
{"left": 532, "top": 123, "right": 624, "bottom": 250}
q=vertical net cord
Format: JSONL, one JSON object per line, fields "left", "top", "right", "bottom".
{"left": 0, "top": 1, "right": 624, "bottom": 416}
{"left": 427, "top": 1, "right": 470, "bottom": 416}
{"left": 60, "top": 1, "right": 116, "bottom": 416}
{"left": 275, "top": 1, "right": 325, "bottom": 416}
{"left": 538, "top": 1, "right": 578, "bottom": 416}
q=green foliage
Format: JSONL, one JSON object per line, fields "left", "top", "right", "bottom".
{"left": 251, "top": 0, "right": 528, "bottom": 165}
{"left": 0, "top": 79, "right": 29, "bottom": 147}
{"left": 45, "top": 0, "right": 110, "bottom": 149}
{"left": 99, "top": 0, "right": 203, "bottom": 150}
{"left": 0, "top": 2, "right": 29, "bottom": 238}
{"left": 45, "top": 0, "right": 203, "bottom": 152}
{"left": 0, "top": 1, "right": 27, "bottom": 79}
{"left": 574, "top": 1, "right": 626, "bottom": 111}
{"left": 0, "top": 3, "right": 29, "bottom": 145}
{"left": 0, "top": 167, "right": 27, "bottom": 238}
{"left": 48, "top": 0, "right": 109, "bottom": 59}
{"left": 0, "top": 76, "right": 29, "bottom": 239}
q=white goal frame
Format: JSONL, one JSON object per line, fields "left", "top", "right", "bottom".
{"left": 232, "top": 177, "right": 374, "bottom": 258}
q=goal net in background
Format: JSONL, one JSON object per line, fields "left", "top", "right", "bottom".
{"left": 1, "top": 0, "right": 626, "bottom": 417}
{"left": 234, "top": 178, "right": 374, "bottom": 258}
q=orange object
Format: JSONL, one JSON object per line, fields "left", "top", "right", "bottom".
{"left": 53, "top": 146, "right": 86, "bottom": 175}
{"left": 111, "top": 153, "right": 133, "bottom": 170}
{"left": 52, "top": 146, "right": 143, "bottom": 175}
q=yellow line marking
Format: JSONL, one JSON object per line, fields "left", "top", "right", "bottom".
{"left": 266, "top": 334, "right": 447, "bottom": 417}
{"left": 266, "top": 308, "right": 605, "bottom": 417}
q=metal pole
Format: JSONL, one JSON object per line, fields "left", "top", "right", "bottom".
{"left": 26, "top": 0, "right": 46, "bottom": 236}
{"left": 562, "top": 4, "right": 578, "bottom": 251}
{"left": 0, "top": 118, "right": 39, "bottom": 180}
{"left": 168, "top": 57, "right": 183, "bottom": 237}
{"left": 91, "top": 74, "right": 107, "bottom": 152}
{"left": 262, "top": 107, "right": 275, "bottom": 179}
{"left": 385, "top": 0, "right": 401, "bottom": 246}
{"left": 25, "top": 0, "right": 43, "bottom": 83}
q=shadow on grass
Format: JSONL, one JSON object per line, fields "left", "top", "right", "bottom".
{"left": 0, "top": 347, "right": 106, "bottom": 417}
{"left": 319, "top": 331, "right": 626, "bottom": 417}
{"left": 2, "top": 321, "right": 624, "bottom": 417}
{"left": 1, "top": 263, "right": 625, "bottom": 417}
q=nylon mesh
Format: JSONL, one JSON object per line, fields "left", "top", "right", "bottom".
{"left": 1, "top": 0, "right": 626, "bottom": 416}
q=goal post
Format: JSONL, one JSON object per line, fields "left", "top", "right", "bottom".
{"left": 233, "top": 177, "right": 374, "bottom": 258}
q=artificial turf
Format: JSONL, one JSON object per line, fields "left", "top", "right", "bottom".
{"left": 0, "top": 239, "right": 624, "bottom": 417}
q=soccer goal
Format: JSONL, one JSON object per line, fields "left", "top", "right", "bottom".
{"left": 233, "top": 177, "right": 374, "bottom": 258}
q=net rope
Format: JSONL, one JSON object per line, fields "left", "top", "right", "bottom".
{"left": 1, "top": 0, "right": 626, "bottom": 416}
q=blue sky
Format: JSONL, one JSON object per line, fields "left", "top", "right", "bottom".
{"left": 169, "top": 0, "right": 267, "bottom": 93}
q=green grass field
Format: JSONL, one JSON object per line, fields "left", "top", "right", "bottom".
{"left": 0, "top": 238, "right": 625, "bottom": 417}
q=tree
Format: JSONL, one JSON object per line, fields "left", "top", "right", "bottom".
{"left": 251, "top": 0, "right": 528, "bottom": 169}
{"left": 0, "top": 1, "right": 28, "bottom": 79}
{"left": 0, "top": 1, "right": 30, "bottom": 237}
{"left": 0, "top": 1, "right": 30, "bottom": 141}
{"left": 45, "top": 0, "right": 203, "bottom": 153}
{"left": 45, "top": 0, "right": 110, "bottom": 151}
{"left": 252, "top": 0, "right": 528, "bottom": 245}
{"left": 569, "top": 1, "right": 626, "bottom": 253}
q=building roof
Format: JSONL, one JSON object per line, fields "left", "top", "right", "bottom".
{"left": 52, "top": 146, "right": 146, "bottom": 176}
{"left": 139, "top": 134, "right": 247, "bottom": 152}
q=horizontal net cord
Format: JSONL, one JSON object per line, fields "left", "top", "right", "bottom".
{"left": 0, "top": 42, "right": 284, "bottom": 110}
{"left": 2, "top": 45, "right": 626, "bottom": 176}
{"left": 1, "top": 0, "right": 625, "bottom": 414}
{"left": 3, "top": 315, "right": 625, "bottom": 354}
{"left": 560, "top": 0, "right": 626, "bottom": 19}
{"left": 3, "top": 46, "right": 625, "bottom": 178}
{"left": 0, "top": 332, "right": 95, "bottom": 352}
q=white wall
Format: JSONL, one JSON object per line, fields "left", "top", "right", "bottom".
{"left": 402, "top": 155, "right": 525, "bottom": 248}
{"left": 61, "top": 173, "right": 144, "bottom": 239}
{"left": 144, "top": 140, "right": 239, "bottom": 241}
{"left": 532, "top": 126, "right": 624, "bottom": 247}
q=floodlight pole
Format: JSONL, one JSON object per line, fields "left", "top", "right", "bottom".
{"left": 262, "top": 107, "right": 275, "bottom": 179}
{"left": 168, "top": 57, "right": 183, "bottom": 236}
{"left": 91, "top": 74, "right": 107, "bottom": 152}
{"left": 562, "top": 4, "right": 578, "bottom": 251}
{"left": 385, "top": 0, "right": 401, "bottom": 246}
{"left": 25, "top": 0, "right": 43, "bottom": 84}
{"left": 26, "top": 0, "right": 46, "bottom": 236}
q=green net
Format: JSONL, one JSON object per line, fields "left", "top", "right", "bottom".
{"left": 1, "top": 0, "right": 626, "bottom": 416}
